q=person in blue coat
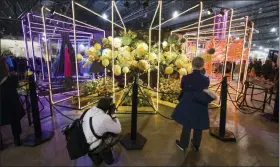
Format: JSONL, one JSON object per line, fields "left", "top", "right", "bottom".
{"left": 171, "top": 57, "right": 216, "bottom": 152}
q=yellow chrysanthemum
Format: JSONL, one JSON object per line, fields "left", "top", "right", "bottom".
{"left": 175, "top": 59, "right": 184, "bottom": 68}
{"left": 165, "top": 66, "right": 174, "bottom": 75}
{"left": 137, "top": 60, "right": 150, "bottom": 71}
{"left": 178, "top": 68, "right": 187, "bottom": 76}
{"left": 102, "top": 58, "right": 109, "bottom": 67}
{"left": 122, "top": 67, "right": 129, "bottom": 74}
{"left": 94, "top": 43, "right": 101, "bottom": 50}
{"left": 114, "top": 65, "right": 122, "bottom": 76}
{"left": 76, "top": 54, "right": 83, "bottom": 61}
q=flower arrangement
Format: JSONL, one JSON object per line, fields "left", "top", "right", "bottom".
{"left": 121, "top": 88, "right": 152, "bottom": 107}
{"left": 80, "top": 76, "right": 119, "bottom": 96}
{"left": 159, "top": 77, "right": 181, "bottom": 104}
{"left": 82, "top": 30, "right": 192, "bottom": 77}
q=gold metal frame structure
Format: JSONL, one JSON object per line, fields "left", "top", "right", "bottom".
{"left": 172, "top": 10, "right": 254, "bottom": 101}
{"left": 148, "top": 1, "right": 202, "bottom": 111}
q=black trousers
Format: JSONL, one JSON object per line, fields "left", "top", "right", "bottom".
{"left": 11, "top": 120, "right": 22, "bottom": 145}
{"left": 180, "top": 126, "right": 202, "bottom": 149}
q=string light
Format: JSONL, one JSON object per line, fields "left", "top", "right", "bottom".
{"left": 102, "top": 13, "right": 108, "bottom": 20}
{"left": 173, "top": 11, "right": 179, "bottom": 18}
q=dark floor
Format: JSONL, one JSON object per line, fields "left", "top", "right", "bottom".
{"left": 0, "top": 92, "right": 279, "bottom": 166}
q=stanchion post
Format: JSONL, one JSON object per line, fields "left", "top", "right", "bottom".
{"left": 209, "top": 76, "right": 236, "bottom": 141}
{"left": 120, "top": 75, "right": 147, "bottom": 150}
{"left": 23, "top": 74, "right": 54, "bottom": 147}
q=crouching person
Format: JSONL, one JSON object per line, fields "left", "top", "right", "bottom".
{"left": 82, "top": 97, "right": 121, "bottom": 166}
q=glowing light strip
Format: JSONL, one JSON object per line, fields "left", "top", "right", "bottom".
{"left": 41, "top": 6, "right": 53, "bottom": 104}
{"left": 74, "top": 2, "right": 125, "bottom": 30}
{"left": 112, "top": 1, "right": 115, "bottom": 103}
{"left": 38, "top": 34, "right": 45, "bottom": 80}
{"left": 27, "top": 13, "right": 37, "bottom": 81}
{"left": 223, "top": 9, "right": 234, "bottom": 76}
{"left": 183, "top": 25, "right": 247, "bottom": 35}
{"left": 113, "top": 1, "right": 126, "bottom": 32}
{"left": 152, "top": 4, "right": 199, "bottom": 30}
{"left": 156, "top": 0, "right": 162, "bottom": 111}
{"left": 148, "top": 3, "right": 160, "bottom": 88}
{"left": 46, "top": 7, "right": 105, "bottom": 33}
{"left": 32, "top": 14, "right": 102, "bottom": 31}
{"left": 171, "top": 14, "right": 219, "bottom": 33}
{"left": 182, "top": 17, "right": 245, "bottom": 35}
{"left": 72, "top": 0, "right": 81, "bottom": 109}
{"left": 28, "top": 25, "right": 92, "bottom": 35}
{"left": 236, "top": 16, "right": 249, "bottom": 99}
{"left": 195, "top": 2, "right": 203, "bottom": 57}
{"left": 242, "top": 22, "right": 254, "bottom": 90}
{"left": 21, "top": 20, "right": 30, "bottom": 66}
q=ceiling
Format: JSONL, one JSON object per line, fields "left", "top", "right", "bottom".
{"left": 0, "top": 0, "right": 279, "bottom": 51}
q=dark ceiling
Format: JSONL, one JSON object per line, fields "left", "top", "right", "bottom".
{"left": 0, "top": 0, "right": 279, "bottom": 50}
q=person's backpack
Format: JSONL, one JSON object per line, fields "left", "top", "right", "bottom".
{"left": 61, "top": 109, "right": 90, "bottom": 160}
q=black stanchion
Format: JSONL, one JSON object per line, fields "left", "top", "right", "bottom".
{"left": 120, "top": 76, "right": 147, "bottom": 150}
{"left": 209, "top": 76, "right": 236, "bottom": 141}
{"left": 23, "top": 74, "right": 54, "bottom": 147}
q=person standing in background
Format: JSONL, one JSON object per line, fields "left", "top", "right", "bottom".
{"left": 261, "top": 59, "right": 273, "bottom": 80}
{"left": 172, "top": 57, "right": 216, "bottom": 152}
{"left": 0, "top": 55, "right": 25, "bottom": 147}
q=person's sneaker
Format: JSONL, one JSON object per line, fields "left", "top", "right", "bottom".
{"left": 175, "top": 140, "right": 186, "bottom": 152}
{"left": 191, "top": 140, "right": 199, "bottom": 152}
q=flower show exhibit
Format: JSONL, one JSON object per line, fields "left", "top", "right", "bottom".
{"left": 77, "top": 30, "right": 192, "bottom": 111}
{"left": 68, "top": 24, "right": 251, "bottom": 110}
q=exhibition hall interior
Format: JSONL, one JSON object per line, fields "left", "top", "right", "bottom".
{"left": 0, "top": 0, "right": 279, "bottom": 166}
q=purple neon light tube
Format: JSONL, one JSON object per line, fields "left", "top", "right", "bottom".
{"left": 27, "top": 26, "right": 92, "bottom": 35}
{"left": 27, "top": 13, "right": 37, "bottom": 81}
{"left": 28, "top": 23, "right": 93, "bottom": 35}
{"left": 31, "top": 14, "right": 102, "bottom": 31}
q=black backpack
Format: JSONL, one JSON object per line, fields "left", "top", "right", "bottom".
{"left": 62, "top": 108, "right": 102, "bottom": 160}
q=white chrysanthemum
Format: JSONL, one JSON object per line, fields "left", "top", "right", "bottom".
{"left": 162, "top": 41, "right": 168, "bottom": 49}
{"left": 113, "top": 37, "right": 122, "bottom": 48}
{"left": 149, "top": 52, "right": 157, "bottom": 61}
{"left": 178, "top": 68, "right": 187, "bottom": 76}
{"left": 102, "top": 49, "right": 112, "bottom": 59}
{"left": 108, "top": 36, "right": 113, "bottom": 42}
{"left": 122, "top": 67, "right": 129, "bottom": 74}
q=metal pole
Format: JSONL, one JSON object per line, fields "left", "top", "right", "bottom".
{"left": 236, "top": 16, "right": 248, "bottom": 99}
{"left": 195, "top": 2, "right": 203, "bottom": 57}
{"left": 38, "top": 34, "right": 45, "bottom": 80}
{"left": 27, "top": 13, "right": 37, "bottom": 81}
{"left": 223, "top": 9, "right": 234, "bottom": 76}
{"left": 72, "top": 0, "right": 81, "bottom": 109}
{"left": 156, "top": 0, "right": 162, "bottom": 112}
{"left": 21, "top": 19, "right": 30, "bottom": 67}
{"left": 41, "top": 6, "right": 53, "bottom": 104}
{"left": 112, "top": 0, "right": 115, "bottom": 103}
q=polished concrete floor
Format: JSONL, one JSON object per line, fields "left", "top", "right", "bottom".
{"left": 1, "top": 93, "right": 279, "bottom": 166}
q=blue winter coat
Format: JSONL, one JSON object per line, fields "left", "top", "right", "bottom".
{"left": 171, "top": 70, "right": 213, "bottom": 130}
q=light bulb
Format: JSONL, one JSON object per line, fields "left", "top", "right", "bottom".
{"left": 173, "top": 11, "right": 179, "bottom": 18}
